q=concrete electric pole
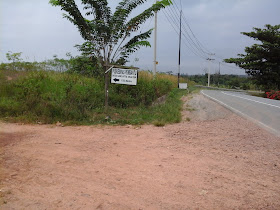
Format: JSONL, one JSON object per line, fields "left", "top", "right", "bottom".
{"left": 153, "top": 1, "right": 158, "bottom": 77}
{"left": 207, "top": 53, "right": 215, "bottom": 87}
{"left": 178, "top": 10, "right": 182, "bottom": 88}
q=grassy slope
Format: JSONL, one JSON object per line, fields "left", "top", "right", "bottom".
{"left": 0, "top": 70, "right": 192, "bottom": 125}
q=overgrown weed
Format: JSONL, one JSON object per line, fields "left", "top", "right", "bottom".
{"left": 0, "top": 70, "right": 191, "bottom": 125}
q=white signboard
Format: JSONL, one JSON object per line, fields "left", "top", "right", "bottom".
{"left": 111, "top": 68, "right": 138, "bottom": 86}
{"left": 179, "top": 83, "right": 188, "bottom": 89}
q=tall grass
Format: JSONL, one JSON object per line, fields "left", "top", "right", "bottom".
{"left": 0, "top": 71, "right": 104, "bottom": 123}
{"left": 103, "top": 88, "right": 186, "bottom": 126}
{"left": 0, "top": 70, "right": 188, "bottom": 124}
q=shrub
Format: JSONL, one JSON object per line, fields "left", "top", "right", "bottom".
{"left": 109, "top": 71, "right": 173, "bottom": 108}
{"left": 0, "top": 70, "right": 179, "bottom": 123}
{"left": 266, "top": 90, "right": 280, "bottom": 100}
{"left": 0, "top": 71, "right": 104, "bottom": 123}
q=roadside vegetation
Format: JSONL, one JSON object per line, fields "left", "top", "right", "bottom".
{"left": 225, "top": 24, "right": 280, "bottom": 92}
{"left": 184, "top": 24, "right": 279, "bottom": 98}
{"left": 2, "top": 2, "right": 277, "bottom": 127}
{"left": 182, "top": 74, "right": 256, "bottom": 90}
{"left": 0, "top": 0, "right": 193, "bottom": 126}
{"left": 0, "top": 64, "right": 192, "bottom": 125}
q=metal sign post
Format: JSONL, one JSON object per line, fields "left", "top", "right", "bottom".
{"left": 104, "top": 66, "right": 114, "bottom": 113}
{"left": 104, "top": 66, "right": 138, "bottom": 115}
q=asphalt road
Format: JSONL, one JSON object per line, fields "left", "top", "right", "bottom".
{"left": 201, "top": 90, "right": 280, "bottom": 137}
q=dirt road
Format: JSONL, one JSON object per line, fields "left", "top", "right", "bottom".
{"left": 1, "top": 93, "right": 280, "bottom": 209}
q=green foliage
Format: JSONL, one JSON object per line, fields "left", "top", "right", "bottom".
{"left": 104, "top": 88, "right": 185, "bottom": 126}
{"left": 0, "top": 52, "right": 104, "bottom": 77}
{"left": 50, "top": 0, "right": 172, "bottom": 69}
{"left": 5, "top": 51, "right": 23, "bottom": 71}
{"left": 184, "top": 74, "right": 255, "bottom": 90}
{"left": 0, "top": 70, "right": 180, "bottom": 124}
{"left": 67, "top": 55, "right": 103, "bottom": 77}
{"left": 6, "top": 51, "right": 22, "bottom": 63}
{"left": 224, "top": 24, "right": 280, "bottom": 91}
{"left": 49, "top": 0, "right": 60, "bottom": 6}
{"left": 110, "top": 75, "right": 173, "bottom": 108}
{"left": 0, "top": 71, "right": 104, "bottom": 123}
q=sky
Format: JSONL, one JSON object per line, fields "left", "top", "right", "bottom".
{"left": 0, "top": 0, "right": 279, "bottom": 75}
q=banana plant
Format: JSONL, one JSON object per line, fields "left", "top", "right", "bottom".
{"left": 50, "top": 0, "right": 172, "bottom": 71}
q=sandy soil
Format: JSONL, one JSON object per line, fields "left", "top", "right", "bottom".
{"left": 0, "top": 93, "right": 280, "bottom": 209}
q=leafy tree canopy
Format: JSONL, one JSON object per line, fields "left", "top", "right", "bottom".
{"left": 6, "top": 51, "right": 23, "bottom": 63}
{"left": 49, "top": 0, "right": 172, "bottom": 70}
{"left": 224, "top": 24, "right": 280, "bottom": 90}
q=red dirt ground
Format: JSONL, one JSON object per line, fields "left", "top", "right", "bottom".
{"left": 0, "top": 94, "right": 280, "bottom": 209}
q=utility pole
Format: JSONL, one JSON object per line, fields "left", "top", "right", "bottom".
{"left": 178, "top": 10, "right": 182, "bottom": 88}
{"left": 207, "top": 53, "right": 215, "bottom": 87}
{"left": 218, "top": 62, "right": 221, "bottom": 87}
{"left": 153, "top": 0, "right": 158, "bottom": 76}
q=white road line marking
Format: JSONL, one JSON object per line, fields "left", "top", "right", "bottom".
{"left": 221, "top": 91, "right": 280, "bottom": 109}
{"left": 201, "top": 90, "right": 280, "bottom": 137}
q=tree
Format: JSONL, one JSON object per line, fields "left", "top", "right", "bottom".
{"left": 49, "top": 0, "right": 172, "bottom": 72}
{"left": 68, "top": 55, "right": 102, "bottom": 77}
{"left": 6, "top": 51, "right": 23, "bottom": 70}
{"left": 224, "top": 24, "right": 280, "bottom": 90}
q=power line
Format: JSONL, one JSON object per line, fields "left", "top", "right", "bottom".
{"left": 182, "top": 14, "right": 212, "bottom": 54}
{"left": 162, "top": 10, "right": 179, "bottom": 33}
{"left": 162, "top": 0, "right": 244, "bottom": 74}
{"left": 173, "top": 0, "right": 244, "bottom": 69}
{"left": 162, "top": 9, "right": 207, "bottom": 60}
{"left": 165, "top": 5, "right": 180, "bottom": 28}
{"left": 210, "top": 54, "right": 243, "bottom": 71}
{"left": 172, "top": 0, "right": 213, "bottom": 55}
{"left": 172, "top": 4, "right": 210, "bottom": 56}
{"left": 171, "top": 0, "right": 244, "bottom": 73}
{"left": 181, "top": 24, "right": 208, "bottom": 57}
{"left": 167, "top": 3, "right": 209, "bottom": 58}
{"left": 164, "top": 6, "right": 208, "bottom": 59}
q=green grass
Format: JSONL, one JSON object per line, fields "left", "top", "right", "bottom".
{"left": 101, "top": 88, "right": 187, "bottom": 126}
{"left": 248, "top": 92, "right": 266, "bottom": 98}
{"left": 0, "top": 70, "right": 190, "bottom": 125}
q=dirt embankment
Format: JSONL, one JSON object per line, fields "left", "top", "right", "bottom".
{"left": 0, "top": 93, "right": 280, "bottom": 209}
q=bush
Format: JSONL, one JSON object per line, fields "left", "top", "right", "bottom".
{"left": 109, "top": 71, "right": 173, "bottom": 108}
{"left": 0, "top": 71, "right": 104, "bottom": 123}
{"left": 0, "top": 70, "right": 179, "bottom": 124}
{"left": 68, "top": 56, "right": 103, "bottom": 78}
{"left": 266, "top": 90, "right": 280, "bottom": 100}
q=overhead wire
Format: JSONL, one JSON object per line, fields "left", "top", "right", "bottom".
{"left": 172, "top": 0, "right": 212, "bottom": 55}
{"left": 164, "top": 4, "right": 208, "bottom": 59}
{"left": 209, "top": 53, "right": 243, "bottom": 71}
{"left": 168, "top": 2, "right": 209, "bottom": 58}
{"left": 170, "top": 0, "right": 243, "bottom": 73}
{"left": 174, "top": 0, "right": 213, "bottom": 54}
{"left": 182, "top": 14, "right": 213, "bottom": 54}
{"left": 171, "top": 1, "right": 210, "bottom": 56}
{"left": 163, "top": 9, "right": 208, "bottom": 60}
{"left": 146, "top": 0, "right": 243, "bottom": 74}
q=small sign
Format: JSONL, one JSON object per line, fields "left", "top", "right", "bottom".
{"left": 111, "top": 68, "right": 138, "bottom": 86}
{"left": 179, "top": 83, "right": 188, "bottom": 89}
